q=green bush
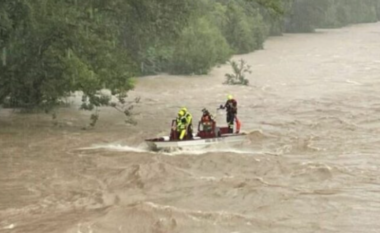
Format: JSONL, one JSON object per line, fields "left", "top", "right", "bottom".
{"left": 170, "top": 17, "right": 231, "bottom": 75}
{"left": 121, "top": 0, "right": 194, "bottom": 75}
{"left": 351, "top": 0, "right": 378, "bottom": 23}
{"left": 139, "top": 45, "right": 174, "bottom": 75}
{"left": 286, "top": 0, "right": 380, "bottom": 32}
{"left": 0, "top": 1, "right": 137, "bottom": 113}
{"left": 223, "top": 2, "right": 267, "bottom": 54}
{"left": 320, "top": 0, "right": 378, "bottom": 27}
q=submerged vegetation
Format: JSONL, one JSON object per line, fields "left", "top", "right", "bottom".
{"left": 225, "top": 60, "right": 251, "bottom": 86}
{"left": 0, "top": 1, "right": 137, "bottom": 113}
{"left": 1, "top": 0, "right": 380, "bottom": 116}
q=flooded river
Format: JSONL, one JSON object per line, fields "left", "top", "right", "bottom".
{"left": 1, "top": 22, "right": 380, "bottom": 233}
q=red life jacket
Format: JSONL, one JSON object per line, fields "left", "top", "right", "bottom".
{"left": 202, "top": 115, "right": 211, "bottom": 123}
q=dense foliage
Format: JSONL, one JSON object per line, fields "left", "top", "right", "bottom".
{"left": 318, "top": 0, "right": 380, "bottom": 28}
{"left": 0, "top": 0, "right": 137, "bottom": 110}
{"left": 1, "top": 0, "right": 380, "bottom": 111}
{"left": 285, "top": 0, "right": 380, "bottom": 32}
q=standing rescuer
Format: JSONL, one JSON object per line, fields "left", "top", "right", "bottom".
{"left": 220, "top": 94, "right": 241, "bottom": 133}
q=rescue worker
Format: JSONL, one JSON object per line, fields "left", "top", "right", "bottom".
{"left": 201, "top": 108, "right": 214, "bottom": 132}
{"left": 181, "top": 107, "right": 193, "bottom": 139}
{"left": 220, "top": 94, "right": 241, "bottom": 133}
{"left": 176, "top": 110, "right": 188, "bottom": 140}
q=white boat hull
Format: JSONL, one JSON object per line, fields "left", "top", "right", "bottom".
{"left": 146, "top": 134, "right": 246, "bottom": 151}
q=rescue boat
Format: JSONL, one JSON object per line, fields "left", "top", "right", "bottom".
{"left": 145, "top": 119, "right": 246, "bottom": 151}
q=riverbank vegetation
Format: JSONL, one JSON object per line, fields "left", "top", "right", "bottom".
{"left": 1, "top": 0, "right": 380, "bottom": 112}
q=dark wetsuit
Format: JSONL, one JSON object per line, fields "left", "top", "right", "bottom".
{"left": 223, "top": 99, "right": 237, "bottom": 131}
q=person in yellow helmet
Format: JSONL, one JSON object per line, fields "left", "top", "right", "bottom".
{"left": 180, "top": 107, "right": 193, "bottom": 139}
{"left": 176, "top": 110, "right": 188, "bottom": 140}
{"left": 219, "top": 94, "right": 240, "bottom": 133}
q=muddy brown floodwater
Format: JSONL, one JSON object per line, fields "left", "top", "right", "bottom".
{"left": 1, "top": 22, "right": 380, "bottom": 233}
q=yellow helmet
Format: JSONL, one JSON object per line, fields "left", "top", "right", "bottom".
{"left": 178, "top": 110, "right": 185, "bottom": 117}
{"left": 181, "top": 107, "right": 187, "bottom": 113}
{"left": 227, "top": 94, "right": 233, "bottom": 100}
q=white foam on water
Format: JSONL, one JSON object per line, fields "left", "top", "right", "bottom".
{"left": 162, "top": 145, "right": 260, "bottom": 156}
{"left": 78, "top": 143, "right": 149, "bottom": 153}
{"left": 3, "top": 224, "right": 15, "bottom": 229}
{"left": 77, "top": 142, "right": 262, "bottom": 156}
{"left": 346, "top": 79, "right": 363, "bottom": 85}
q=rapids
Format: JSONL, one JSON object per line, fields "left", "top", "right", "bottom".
{"left": 1, "top": 23, "right": 380, "bottom": 233}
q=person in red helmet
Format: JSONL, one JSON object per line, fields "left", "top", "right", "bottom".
{"left": 220, "top": 94, "right": 241, "bottom": 133}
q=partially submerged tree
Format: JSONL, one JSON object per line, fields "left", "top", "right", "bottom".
{"left": 224, "top": 59, "right": 251, "bottom": 86}
{"left": 0, "top": 1, "right": 137, "bottom": 125}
